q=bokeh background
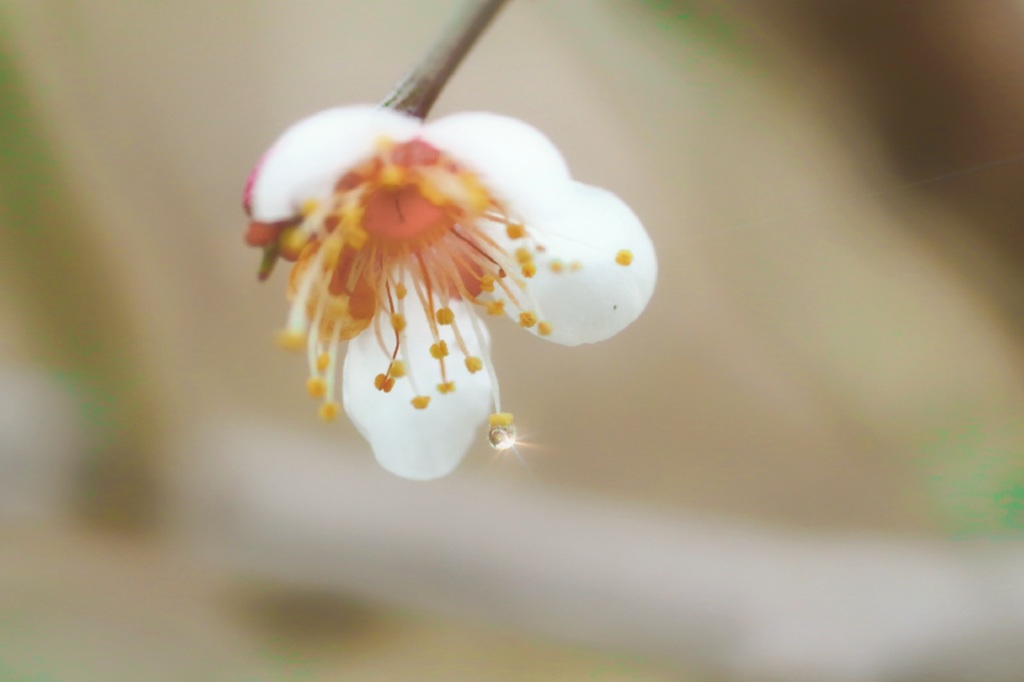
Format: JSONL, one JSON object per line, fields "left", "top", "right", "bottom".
{"left": 2, "top": 0, "right": 1024, "bottom": 680}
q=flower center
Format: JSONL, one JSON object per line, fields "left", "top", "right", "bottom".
{"left": 362, "top": 184, "right": 452, "bottom": 245}
{"left": 266, "top": 136, "right": 548, "bottom": 430}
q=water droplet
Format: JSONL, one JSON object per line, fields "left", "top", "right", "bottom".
{"left": 488, "top": 423, "right": 516, "bottom": 451}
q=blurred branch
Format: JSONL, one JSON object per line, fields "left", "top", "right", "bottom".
{"left": 380, "top": 0, "right": 509, "bottom": 118}
{"left": 180, "top": 420, "right": 1024, "bottom": 682}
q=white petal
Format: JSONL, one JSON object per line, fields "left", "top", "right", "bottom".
{"left": 419, "top": 112, "right": 572, "bottom": 220}
{"left": 500, "top": 182, "right": 657, "bottom": 346}
{"left": 342, "top": 299, "right": 494, "bottom": 480}
{"left": 247, "top": 106, "right": 421, "bottom": 222}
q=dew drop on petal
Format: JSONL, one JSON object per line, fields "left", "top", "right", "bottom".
{"left": 488, "top": 423, "right": 517, "bottom": 451}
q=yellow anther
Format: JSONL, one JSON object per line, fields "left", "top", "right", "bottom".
{"left": 435, "top": 307, "right": 455, "bottom": 325}
{"left": 506, "top": 223, "right": 526, "bottom": 239}
{"left": 320, "top": 238, "right": 343, "bottom": 268}
{"left": 345, "top": 225, "right": 368, "bottom": 250}
{"left": 537, "top": 322, "right": 553, "bottom": 336}
{"left": 437, "top": 381, "right": 456, "bottom": 394}
{"left": 550, "top": 260, "right": 565, "bottom": 274}
{"left": 489, "top": 412, "right": 514, "bottom": 427}
{"left": 300, "top": 199, "right": 319, "bottom": 217}
{"left": 379, "top": 164, "right": 405, "bottom": 187}
{"left": 374, "top": 136, "right": 396, "bottom": 152}
{"left": 374, "top": 373, "right": 388, "bottom": 391}
{"left": 521, "top": 263, "right": 537, "bottom": 278}
{"left": 479, "top": 274, "right": 496, "bottom": 293}
{"left": 340, "top": 202, "right": 365, "bottom": 227}
{"left": 411, "top": 395, "right": 431, "bottom": 409}
{"left": 280, "top": 227, "right": 309, "bottom": 258}
{"left": 318, "top": 402, "right": 340, "bottom": 422}
{"left": 382, "top": 377, "right": 396, "bottom": 393}
{"left": 570, "top": 261, "right": 583, "bottom": 272}
{"left": 391, "top": 313, "right": 407, "bottom": 333}
{"left": 465, "top": 356, "right": 483, "bottom": 373}
{"left": 316, "top": 353, "right": 331, "bottom": 373}
{"left": 429, "top": 340, "right": 449, "bottom": 359}
{"left": 275, "top": 329, "right": 305, "bottom": 352}
{"left": 388, "top": 360, "right": 406, "bottom": 378}
{"left": 306, "top": 377, "right": 327, "bottom": 399}
{"left": 515, "top": 247, "right": 533, "bottom": 265}
{"left": 459, "top": 171, "right": 490, "bottom": 212}
{"left": 486, "top": 300, "right": 505, "bottom": 316}
{"left": 417, "top": 179, "right": 448, "bottom": 207}
{"left": 615, "top": 249, "right": 634, "bottom": 266}
{"left": 519, "top": 312, "right": 538, "bottom": 328}
{"left": 394, "top": 283, "right": 408, "bottom": 299}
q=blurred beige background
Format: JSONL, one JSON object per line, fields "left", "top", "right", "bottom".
{"left": 2, "top": 1, "right": 1024, "bottom": 680}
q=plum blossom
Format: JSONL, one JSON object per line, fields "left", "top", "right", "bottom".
{"left": 243, "top": 105, "right": 656, "bottom": 479}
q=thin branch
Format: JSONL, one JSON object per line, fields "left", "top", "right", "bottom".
{"left": 380, "top": 0, "right": 510, "bottom": 118}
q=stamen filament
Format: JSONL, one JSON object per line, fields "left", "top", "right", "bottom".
{"left": 307, "top": 296, "right": 327, "bottom": 372}
{"left": 324, "top": 321, "right": 342, "bottom": 403}
{"left": 466, "top": 306, "right": 501, "bottom": 412}
{"left": 285, "top": 251, "right": 323, "bottom": 334}
{"left": 395, "top": 289, "right": 423, "bottom": 398}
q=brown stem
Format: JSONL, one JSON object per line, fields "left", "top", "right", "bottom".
{"left": 380, "top": 0, "right": 510, "bottom": 119}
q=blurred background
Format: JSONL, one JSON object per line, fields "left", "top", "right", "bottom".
{"left": 2, "top": 0, "right": 1024, "bottom": 680}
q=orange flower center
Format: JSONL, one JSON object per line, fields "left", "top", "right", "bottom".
{"left": 261, "top": 136, "right": 548, "bottom": 417}
{"left": 362, "top": 184, "right": 452, "bottom": 245}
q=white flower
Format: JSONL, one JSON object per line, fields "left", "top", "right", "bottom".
{"left": 243, "top": 105, "right": 656, "bottom": 480}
